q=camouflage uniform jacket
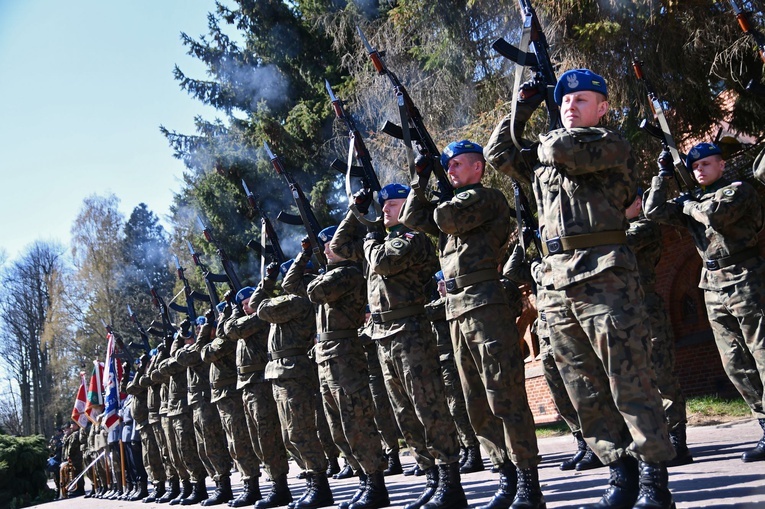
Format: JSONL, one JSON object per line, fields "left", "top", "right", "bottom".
{"left": 200, "top": 311, "right": 239, "bottom": 403}
{"left": 402, "top": 184, "right": 512, "bottom": 320}
{"left": 126, "top": 365, "right": 150, "bottom": 427}
{"left": 222, "top": 293, "right": 270, "bottom": 389}
{"left": 484, "top": 123, "right": 638, "bottom": 290}
{"left": 644, "top": 175, "right": 765, "bottom": 291}
{"left": 138, "top": 352, "right": 162, "bottom": 422}
{"left": 147, "top": 345, "right": 171, "bottom": 416}
{"left": 157, "top": 335, "right": 190, "bottom": 417}
{"left": 175, "top": 321, "right": 214, "bottom": 405}
{"left": 626, "top": 215, "right": 662, "bottom": 288}
{"left": 331, "top": 210, "right": 440, "bottom": 340}
{"left": 256, "top": 278, "right": 316, "bottom": 380}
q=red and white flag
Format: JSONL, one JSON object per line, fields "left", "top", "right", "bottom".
{"left": 70, "top": 372, "right": 89, "bottom": 428}
{"left": 85, "top": 360, "right": 104, "bottom": 420}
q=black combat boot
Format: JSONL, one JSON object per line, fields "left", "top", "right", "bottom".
{"left": 459, "top": 444, "right": 485, "bottom": 474}
{"left": 742, "top": 418, "right": 765, "bottom": 462}
{"left": 294, "top": 472, "right": 334, "bottom": 509}
{"left": 170, "top": 478, "right": 193, "bottom": 505}
{"left": 404, "top": 464, "right": 425, "bottom": 476}
{"left": 422, "top": 463, "right": 467, "bottom": 509}
{"left": 350, "top": 471, "right": 389, "bottom": 509}
{"left": 384, "top": 452, "right": 403, "bottom": 476}
{"left": 158, "top": 478, "right": 181, "bottom": 503}
{"left": 575, "top": 449, "right": 604, "bottom": 471}
{"left": 334, "top": 459, "right": 356, "bottom": 479}
{"left": 403, "top": 466, "right": 438, "bottom": 509}
{"left": 201, "top": 477, "right": 234, "bottom": 506}
{"left": 511, "top": 467, "right": 545, "bottom": 509}
{"left": 576, "top": 456, "right": 639, "bottom": 509}
{"left": 228, "top": 479, "right": 262, "bottom": 507}
{"left": 145, "top": 481, "right": 166, "bottom": 503}
{"left": 182, "top": 479, "right": 209, "bottom": 505}
{"left": 121, "top": 482, "right": 133, "bottom": 500}
{"left": 633, "top": 462, "right": 675, "bottom": 509}
{"left": 477, "top": 461, "right": 517, "bottom": 509}
{"left": 133, "top": 479, "right": 149, "bottom": 501}
{"left": 326, "top": 456, "right": 341, "bottom": 477}
{"left": 666, "top": 424, "right": 693, "bottom": 467}
{"left": 288, "top": 477, "right": 312, "bottom": 509}
{"left": 560, "top": 431, "right": 588, "bottom": 471}
{"left": 339, "top": 473, "right": 367, "bottom": 509}
{"left": 255, "top": 474, "right": 293, "bottom": 509}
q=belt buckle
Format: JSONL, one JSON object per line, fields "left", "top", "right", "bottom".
{"left": 706, "top": 260, "right": 720, "bottom": 271}
{"left": 371, "top": 313, "right": 383, "bottom": 324}
{"left": 444, "top": 278, "right": 458, "bottom": 293}
{"left": 546, "top": 237, "right": 563, "bottom": 255}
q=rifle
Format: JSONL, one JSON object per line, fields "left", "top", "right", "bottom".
{"left": 631, "top": 57, "right": 700, "bottom": 197}
{"left": 100, "top": 319, "right": 134, "bottom": 365}
{"left": 66, "top": 450, "right": 106, "bottom": 492}
{"left": 126, "top": 304, "right": 151, "bottom": 353}
{"left": 186, "top": 240, "right": 225, "bottom": 319}
{"left": 356, "top": 26, "right": 453, "bottom": 204}
{"left": 169, "top": 254, "right": 210, "bottom": 323}
{"left": 263, "top": 141, "right": 328, "bottom": 270}
{"left": 196, "top": 216, "right": 243, "bottom": 292}
{"left": 325, "top": 79, "right": 384, "bottom": 227}
{"left": 145, "top": 277, "right": 176, "bottom": 336}
{"left": 729, "top": 0, "right": 765, "bottom": 94}
{"left": 241, "top": 179, "right": 287, "bottom": 265}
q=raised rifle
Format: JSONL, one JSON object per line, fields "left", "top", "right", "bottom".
{"left": 126, "top": 304, "right": 151, "bottom": 353}
{"left": 356, "top": 26, "right": 453, "bottom": 204}
{"left": 263, "top": 141, "right": 328, "bottom": 270}
{"left": 186, "top": 240, "right": 225, "bottom": 319}
{"left": 169, "top": 254, "right": 210, "bottom": 323}
{"left": 197, "top": 216, "right": 243, "bottom": 292}
{"left": 729, "top": 0, "right": 765, "bottom": 94}
{"left": 145, "top": 277, "right": 176, "bottom": 336}
{"left": 241, "top": 179, "right": 287, "bottom": 267}
{"left": 325, "top": 79, "right": 384, "bottom": 227}
{"left": 100, "top": 319, "right": 134, "bottom": 365}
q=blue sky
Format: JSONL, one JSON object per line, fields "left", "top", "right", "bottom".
{"left": 0, "top": 0, "right": 222, "bottom": 262}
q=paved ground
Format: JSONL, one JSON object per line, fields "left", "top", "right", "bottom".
{"left": 38, "top": 418, "right": 765, "bottom": 508}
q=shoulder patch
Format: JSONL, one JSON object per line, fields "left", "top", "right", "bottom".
{"left": 390, "top": 238, "right": 406, "bottom": 249}
{"left": 723, "top": 188, "right": 735, "bottom": 197}
{"left": 453, "top": 189, "right": 480, "bottom": 208}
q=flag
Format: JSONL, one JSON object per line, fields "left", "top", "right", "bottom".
{"left": 85, "top": 360, "right": 104, "bottom": 420}
{"left": 102, "top": 333, "right": 121, "bottom": 431}
{"left": 70, "top": 372, "right": 88, "bottom": 428}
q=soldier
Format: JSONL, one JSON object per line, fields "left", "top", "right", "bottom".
{"left": 333, "top": 183, "right": 466, "bottom": 509}
{"left": 284, "top": 226, "right": 389, "bottom": 509}
{"left": 484, "top": 68, "right": 676, "bottom": 509}
{"left": 256, "top": 258, "right": 334, "bottom": 509}
{"left": 644, "top": 141, "right": 765, "bottom": 463}
{"left": 402, "top": 142, "right": 544, "bottom": 509}
{"left": 223, "top": 285, "right": 292, "bottom": 508}
{"left": 175, "top": 313, "right": 232, "bottom": 506}
{"left": 201, "top": 300, "right": 263, "bottom": 506}
{"left": 126, "top": 352, "right": 160, "bottom": 502}
{"left": 626, "top": 190, "right": 693, "bottom": 467}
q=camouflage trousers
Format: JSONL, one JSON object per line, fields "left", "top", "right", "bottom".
{"left": 539, "top": 268, "right": 675, "bottom": 464}
{"left": 216, "top": 393, "right": 261, "bottom": 482}
{"left": 170, "top": 411, "right": 206, "bottom": 482}
{"left": 191, "top": 401, "right": 231, "bottom": 481}
{"left": 377, "top": 327, "right": 460, "bottom": 468}
{"left": 316, "top": 388, "right": 343, "bottom": 465}
{"left": 162, "top": 415, "right": 189, "bottom": 481}
{"left": 242, "top": 382, "right": 290, "bottom": 479}
{"left": 272, "top": 376, "right": 328, "bottom": 474}
{"left": 151, "top": 417, "right": 178, "bottom": 481}
{"left": 450, "top": 303, "right": 539, "bottom": 469}
{"left": 704, "top": 275, "right": 765, "bottom": 419}
{"left": 318, "top": 354, "right": 387, "bottom": 475}
{"left": 645, "top": 291, "right": 688, "bottom": 429}
{"left": 139, "top": 426, "right": 165, "bottom": 483}
{"left": 364, "top": 341, "right": 402, "bottom": 455}
{"left": 538, "top": 331, "right": 580, "bottom": 433}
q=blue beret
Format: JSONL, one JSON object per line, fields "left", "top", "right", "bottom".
{"left": 216, "top": 301, "right": 227, "bottom": 313}
{"left": 235, "top": 286, "right": 255, "bottom": 305}
{"left": 686, "top": 142, "right": 722, "bottom": 168}
{"left": 434, "top": 270, "right": 444, "bottom": 282}
{"left": 378, "top": 183, "right": 411, "bottom": 205}
{"left": 318, "top": 225, "right": 337, "bottom": 244}
{"left": 636, "top": 187, "right": 644, "bottom": 198}
{"left": 554, "top": 69, "right": 608, "bottom": 105}
{"left": 440, "top": 140, "right": 484, "bottom": 169}
{"left": 149, "top": 348, "right": 157, "bottom": 357}
{"left": 280, "top": 259, "right": 294, "bottom": 276}
{"left": 196, "top": 316, "right": 207, "bottom": 326}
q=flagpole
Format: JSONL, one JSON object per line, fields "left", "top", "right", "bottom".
{"left": 119, "top": 439, "right": 127, "bottom": 494}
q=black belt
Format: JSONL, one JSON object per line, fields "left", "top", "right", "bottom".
{"left": 267, "top": 348, "right": 306, "bottom": 361}
{"left": 317, "top": 330, "right": 357, "bottom": 342}
{"left": 443, "top": 269, "right": 499, "bottom": 294}
{"left": 705, "top": 247, "right": 759, "bottom": 271}
{"left": 370, "top": 305, "right": 425, "bottom": 324}
{"left": 238, "top": 363, "right": 266, "bottom": 375}
{"left": 541, "top": 230, "right": 627, "bottom": 256}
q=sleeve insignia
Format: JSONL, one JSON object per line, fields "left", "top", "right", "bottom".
{"left": 723, "top": 188, "right": 735, "bottom": 197}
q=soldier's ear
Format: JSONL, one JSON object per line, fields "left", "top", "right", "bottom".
{"left": 597, "top": 99, "right": 609, "bottom": 119}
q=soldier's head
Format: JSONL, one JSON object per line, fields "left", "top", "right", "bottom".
{"left": 441, "top": 140, "right": 485, "bottom": 188}
{"left": 686, "top": 142, "right": 725, "bottom": 186}
{"left": 378, "top": 183, "right": 410, "bottom": 228}
{"left": 318, "top": 225, "right": 343, "bottom": 263}
{"left": 625, "top": 187, "right": 643, "bottom": 219}
{"left": 236, "top": 286, "right": 256, "bottom": 314}
{"left": 555, "top": 69, "right": 608, "bottom": 129}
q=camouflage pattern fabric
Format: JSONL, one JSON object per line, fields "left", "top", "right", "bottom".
{"left": 150, "top": 419, "right": 177, "bottom": 481}
{"left": 162, "top": 415, "right": 190, "bottom": 481}
{"left": 200, "top": 313, "right": 239, "bottom": 404}
{"left": 170, "top": 411, "right": 207, "bottom": 482}
{"left": 216, "top": 394, "right": 261, "bottom": 482}
{"left": 537, "top": 324, "right": 580, "bottom": 433}
{"left": 242, "top": 384, "right": 290, "bottom": 479}
{"left": 139, "top": 425, "right": 165, "bottom": 482}
{"left": 315, "top": 388, "right": 342, "bottom": 465}
{"left": 362, "top": 336, "right": 402, "bottom": 455}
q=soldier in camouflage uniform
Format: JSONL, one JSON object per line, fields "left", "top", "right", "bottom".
{"left": 256, "top": 260, "right": 333, "bottom": 509}
{"left": 333, "top": 183, "right": 465, "bottom": 509}
{"left": 126, "top": 352, "right": 160, "bottom": 501}
{"left": 402, "top": 142, "right": 544, "bottom": 509}
{"left": 223, "top": 286, "right": 292, "bottom": 508}
{"left": 644, "top": 141, "right": 765, "bottom": 463}
{"left": 626, "top": 191, "right": 693, "bottom": 467}
{"left": 175, "top": 312, "right": 236, "bottom": 506}
{"left": 284, "top": 226, "right": 389, "bottom": 509}
{"left": 484, "top": 69, "right": 675, "bottom": 509}
{"left": 201, "top": 300, "right": 263, "bottom": 506}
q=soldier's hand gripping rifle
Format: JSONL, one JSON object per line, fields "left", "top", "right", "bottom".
{"left": 357, "top": 26, "right": 453, "bottom": 204}
{"left": 145, "top": 277, "right": 176, "bottom": 336}
{"left": 729, "top": 0, "right": 765, "bottom": 94}
{"left": 186, "top": 240, "right": 224, "bottom": 319}
{"left": 100, "top": 319, "right": 134, "bottom": 365}
{"left": 241, "top": 179, "right": 287, "bottom": 269}
{"left": 169, "top": 254, "right": 211, "bottom": 324}
{"left": 126, "top": 304, "right": 151, "bottom": 353}
{"left": 197, "top": 216, "right": 243, "bottom": 292}
{"left": 631, "top": 57, "right": 701, "bottom": 198}
{"left": 263, "top": 141, "right": 328, "bottom": 270}
{"left": 326, "top": 79, "right": 384, "bottom": 227}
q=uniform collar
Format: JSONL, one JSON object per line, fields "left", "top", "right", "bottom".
{"left": 700, "top": 177, "right": 729, "bottom": 195}
{"left": 453, "top": 183, "right": 483, "bottom": 195}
